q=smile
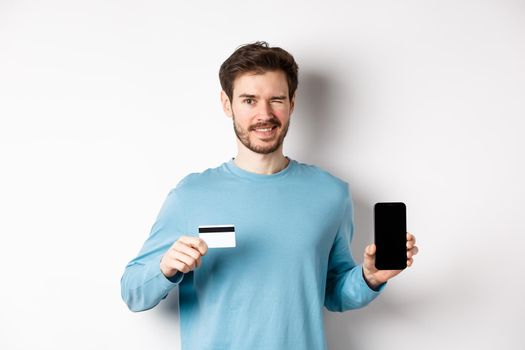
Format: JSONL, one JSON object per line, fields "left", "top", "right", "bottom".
{"left": 252, "top": 124, "right": 278, "bottom": 131}
{"left": 252, "top": 125, "right": 278, "bottom": 137}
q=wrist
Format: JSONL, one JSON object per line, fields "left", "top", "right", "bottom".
{"left": 362, "top": 267, "right": 382, "bottom": 291}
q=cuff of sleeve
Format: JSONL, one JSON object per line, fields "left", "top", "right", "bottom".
{"left": 361, "top": 265, "right": 387, "bottom": 293}
{"left": 165, "top": 270, "right": 184, "bottom": 284}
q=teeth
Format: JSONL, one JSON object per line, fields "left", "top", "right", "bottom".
{"left": 255, "top": 127, "right": 273, "bottom": 132}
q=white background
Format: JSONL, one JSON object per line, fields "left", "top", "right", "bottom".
{"left": 1, "top": 1, "right": 524, "bottom": 349}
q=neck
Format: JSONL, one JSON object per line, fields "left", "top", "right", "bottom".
{"left": 233, "top": 146, "right": 289, "bottom": 175}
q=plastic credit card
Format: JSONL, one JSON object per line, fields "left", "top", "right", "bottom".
{"left": 198, "top": 225, "right": 236, "bottom": 248}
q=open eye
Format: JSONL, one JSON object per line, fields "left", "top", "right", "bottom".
{"left": 243, "top": 98, "right": 255, "bottom": 105}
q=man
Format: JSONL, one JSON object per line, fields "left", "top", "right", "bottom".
{"left": 120, "top": 41, "right": 419, "bottom": 349}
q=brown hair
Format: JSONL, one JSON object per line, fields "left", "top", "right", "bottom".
{"left": 219, "top": 41, "right": 299, "bottom": 102}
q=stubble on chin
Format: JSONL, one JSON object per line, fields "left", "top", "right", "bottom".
{"left": 232, "top": 116, "right": 290, "bottom": 155}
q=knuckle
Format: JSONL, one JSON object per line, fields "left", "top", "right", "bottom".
{"left": 177, "top": 261, "right": 189, "bottom": 273}
{"left": 176, "top": 265, "right": 185, "bottom": 274}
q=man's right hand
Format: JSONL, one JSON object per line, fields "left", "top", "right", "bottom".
{"left": 160, "top": 236, "right": 208, "bottom": 278}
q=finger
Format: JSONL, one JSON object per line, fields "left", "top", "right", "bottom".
{"left": 198, "top": 239, "right": 208, "bottom": 256}
{"left": 364, "top": 244, "right": 376, "bottom": 257}
{"left": 407, "top": 232, "right": 415, "bottom": 244}
{"left": 179, "top": 235, "right": 201, "bottom": 248}
{"left": 171, "top": 259, "right": 190, "bottom": 274}
{"left": 179, "top": 236, "right": 208, "bottom": 255}
{"left": 407, "top": 245, "right": 420, "bottom": 258}
{"left": 196, "top": 256, "right": 202, "bottom": 268}
{"left": 173, "top": 251, "right": 197, "bottom": 270}
{"left": 363, "top": 245, "right": 377, "bottom": 271}
{"left": 174, "top": 241, "right": 202, "bottom": 260}
{"left": 407, "top": 258, "right": 414, "bottom": 267}
{"left": 191, "top": 238, "right": 208, "bottom": 256}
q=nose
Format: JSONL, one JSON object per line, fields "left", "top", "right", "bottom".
{"left": 257, "top": 100, "right": 273, "bottom": 117}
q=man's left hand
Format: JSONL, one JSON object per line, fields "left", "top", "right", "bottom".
{"left": 362, "top": 232, "right": 419, "bottom": 290}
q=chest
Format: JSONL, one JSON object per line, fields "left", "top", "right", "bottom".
{"left": 184, "top": 182, "right": 343, "bottom": 261}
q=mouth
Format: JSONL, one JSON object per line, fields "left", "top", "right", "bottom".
{"left": 251, "top": 124, "right": 278, "bottom": 138}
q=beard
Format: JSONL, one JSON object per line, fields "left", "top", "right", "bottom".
{"left": 232, "top": 112, "right": 290, "bottom": 155}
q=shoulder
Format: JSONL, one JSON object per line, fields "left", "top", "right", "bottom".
{"left": 167, "top": 162, "right": 225, "bottom": 196}
{"left": 292, "top": 159, "right": 350, "bottom": 198}
{"left": 293, "top": 159, "right": 349, "bottom": 189}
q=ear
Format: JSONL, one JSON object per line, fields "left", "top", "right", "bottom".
{"left": 221, "top": 90, "right": 233, "bottom": 118}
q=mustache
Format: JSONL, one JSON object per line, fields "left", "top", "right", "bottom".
{"left": 250, "top": 118, "right": 281, "bottom": 130}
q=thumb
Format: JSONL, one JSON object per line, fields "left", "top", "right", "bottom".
{"left": 363, "top": 244, "right": 377, "bottom": 273}
{"left": 364, "top": 244, "right": 376, "bottom": 258}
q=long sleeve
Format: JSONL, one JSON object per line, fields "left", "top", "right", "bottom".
{"left": 120, "top": 181, "right": 189, "bottom": 312}
{"left": 324, "top": 184, "right": 386, "bottom": 312}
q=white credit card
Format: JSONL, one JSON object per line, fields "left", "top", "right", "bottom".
{"left": 198, "top": 225, "right": 236, "bottom": 248}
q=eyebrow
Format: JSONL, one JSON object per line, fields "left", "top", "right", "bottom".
{"left": 238, "top": 94, "right": 288, "bottom": 100}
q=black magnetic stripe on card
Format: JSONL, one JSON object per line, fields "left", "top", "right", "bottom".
{"left": 199, "top": 226, "right": 235, "bottom": 233}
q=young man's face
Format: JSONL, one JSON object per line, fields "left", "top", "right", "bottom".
{"left": 221, "top": 70, "right": 295, "bottom": 155}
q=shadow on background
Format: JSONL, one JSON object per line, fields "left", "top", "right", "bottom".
{"left": 292, "top": 69, "right": 345, "bottom": 168}
{"left": 296, "top": 69, "right": 404, "bottom": 349}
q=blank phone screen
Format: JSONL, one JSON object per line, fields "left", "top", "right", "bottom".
{"left": 374, "top": 202, "right": 407, "bottom": 270}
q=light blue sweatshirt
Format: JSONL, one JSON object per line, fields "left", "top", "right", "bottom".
{"left": 121, "top": 157, "right": 385, "bottom": 349}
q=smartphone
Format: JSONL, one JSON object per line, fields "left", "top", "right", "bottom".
{"left": 374, "top": 202, "right": 407, "bottom": 270}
